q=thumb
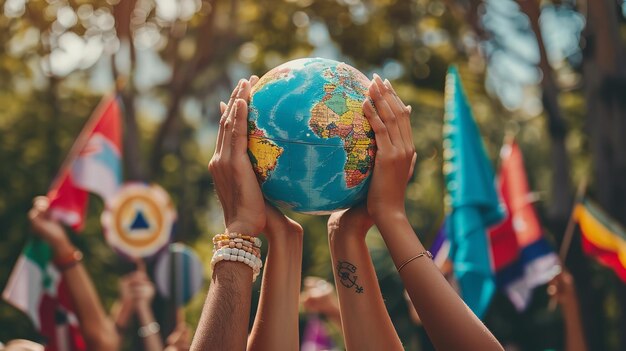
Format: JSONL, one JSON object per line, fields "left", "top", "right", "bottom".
{"left": 220, "top": 101, "right": 227, "bottom": 115}
{"left": 407, "top": 152, "right": 417, "bottom": 182}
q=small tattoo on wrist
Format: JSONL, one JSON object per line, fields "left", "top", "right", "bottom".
{"left": 337, "top": 261, "right": 364, "bottom": 294}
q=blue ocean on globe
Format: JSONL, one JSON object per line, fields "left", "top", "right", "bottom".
{"left": 247, "top": 58, "right": 376, "bottom": 214}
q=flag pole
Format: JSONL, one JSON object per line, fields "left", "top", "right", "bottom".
{"left": 558, "top": 177, "right": 588, "bottom": 263}
{"left": 549, "top": 177, "right": 587, "bottom": 311}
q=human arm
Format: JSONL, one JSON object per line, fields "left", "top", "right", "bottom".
{"left": 247, "top": 204, "right": 304, "bottom": 351}
{"left": 363, "top": 75, "right": 503, "bottom": 351}
{"left": 548, "top": 270, "right": 588, "bottom": 351}
{"left": 165, "top": 312, "right": 191, "bottom": 351}
{"left": 301, "top": 277, "right": 342, "bottom": 329}
{"left": 328, "top": 205, "right": 403, "bottom": 351}
{"left": 123, "top": 266, "right": 165, "bottom": 351}
{"left": 28, "top": 197, "right": 120, "bottom": 351}
{"left": 190, "top": 77, "right": 265, "bottom": 351}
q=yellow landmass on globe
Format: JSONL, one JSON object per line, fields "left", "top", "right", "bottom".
{"left": 248, "top": 136, "right": 284, "bottom": 183}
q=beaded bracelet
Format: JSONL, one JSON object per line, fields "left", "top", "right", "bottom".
{"left": 211, "top": 233, "right": 263, "bottom": 281}
{"left": 211, "top": 247, "right": 263, "bottom": 281}
{"left": 53, "top": 250, "right": 84, "bottom": 271}
{"left": 213, "top": 241, "right": 261, "bottom": 258}
{"left": 212, "top": 233, "right": 262, "bottom": 248}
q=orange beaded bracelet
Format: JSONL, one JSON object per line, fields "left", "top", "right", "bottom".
{"left": 53, "top": 250, "right": 84, "bottom": 271}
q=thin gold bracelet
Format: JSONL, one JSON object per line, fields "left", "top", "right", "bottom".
{"left": 397, "top": 251, "right": 433, "bottom": 272}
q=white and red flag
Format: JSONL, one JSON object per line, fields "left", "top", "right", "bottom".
{"left": 3, "top": 96, "right": 123, "bottom": 350}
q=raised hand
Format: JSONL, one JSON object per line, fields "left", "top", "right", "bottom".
{"left": 362, "top": 75, "right": 416, "bottom": 221}
{"left": 209, "top": 76, "right": 265, "bottom": 236}
{"left": 28, "top": 196, "right": 76, "bottom": 259}
{"left": 300, "top": 276, "right": 339, "bottom": 319}
{"left": 547, "top": 269, "right": 578, "bottom": 307}
{"left": 118, "top": 268, "right": 155, "bottom": 309}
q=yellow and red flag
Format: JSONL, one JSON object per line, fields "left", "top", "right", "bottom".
{"left": 575, "top": 199, "right": 626, "bottom": 282}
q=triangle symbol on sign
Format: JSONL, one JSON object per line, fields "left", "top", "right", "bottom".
{"left": 130, "top": 211, "right": 150, "bottom": 230}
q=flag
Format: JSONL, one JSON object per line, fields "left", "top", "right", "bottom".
{"left": 301, "top": 315, "right": 336, "bottom": 351}
{"left": 48, "top": 96, "right": 123, "bottom": 231}
{"left": 575, "top": 198, "right": 626, "bottom": 282}
{"left": 3, "top": 96, "right": 122, "bottom": 350}
{"left": 443, "top": 66, "right": 505, "bottom": 318}
{"left": 2, "top": 239, "right": 86, "bottom": 351}
{"left": 489, "top": 140, "right": 560, "bottom": 311}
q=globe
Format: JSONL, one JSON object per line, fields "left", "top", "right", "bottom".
{"left": 247, "top": 57, "right": 376, "bottom": 214}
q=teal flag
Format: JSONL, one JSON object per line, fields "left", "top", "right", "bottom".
{"left": 443, "top": 66, "right": 505, "bottom": 318}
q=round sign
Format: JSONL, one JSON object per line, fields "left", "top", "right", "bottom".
{"left": 154, "top": 243, "right": 205, "bottom": 307}
{"left": 101, "top": 183, "right": 176, "bottom": 258}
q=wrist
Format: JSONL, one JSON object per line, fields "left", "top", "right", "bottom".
{"left": 50, "top": 239, "right": 75, "bottom": 259}
{"left": 136, "top": 300, "right": 153, "bottom": 311}
{"left": 52, "top": 246, "right": 82, "bottom": 271}
{"left": 329, "top": 228, "right": 366, "bottom": 249}
{"left": 225, "top": 222, "right": 260, "bottom": 237}
{"left": 372, "top": 210, "right": 409, "bottom": 231}
{"left": 265, "top": 225, "right": 303, "bottom": 245}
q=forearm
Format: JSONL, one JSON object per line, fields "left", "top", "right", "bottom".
{"left": 110, "top": 300, "right": 133, "bottom": 331}
{"left": 136, "top": 303, "right": 164, "bottom": 351}
{"left": 248, "top": 232, "right": 303, "bottom": 351}
{"left": 376, "top": 213, "right": 503, "bottom": 351}
{"left": 329, "top": 230, "right": 403, "bottom": 351}
{"left": 562, "top": 301, "right": 588, "bottom": 351}
{"left": 62, "top": 263, "right": 119, "bottom": 351}
{"left": 191, "top": 261, "right": 253, "bottom": 351}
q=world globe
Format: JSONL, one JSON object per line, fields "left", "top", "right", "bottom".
{"left": 247, "top": 57, "right": 376, "bottom": 214}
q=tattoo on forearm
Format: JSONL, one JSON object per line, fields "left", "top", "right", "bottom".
{"left": 337, "top": 261, "right": 364, "bottom": 294}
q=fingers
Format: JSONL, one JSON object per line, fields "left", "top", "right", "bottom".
{"left": 383, "top": 79, "right": 414, "bottom": 152}
{"left": 33, "top": 196, "right": 50, "bottom": 210}
{"left": 220, "top": 80, "right": 250, "bottom": 160}
{"left": 371, "top": 74, "right": 403, "bottom": 147}
{"left": 231, "top": 99, "right": 250, "bottom": 156}
{"left": 363, "top": 96, "right": 392, "bottom": 151}
{"left": 405, "top": 105, "right": 414, "bottom": 149}
{"left": 408, "top": 152, "right": 417, "bottom": 182}
{"left": 250, "top": 75, "right": 259, "bottom": 88}
{"left": 219, "top": 101, "right": 227, "bottom": 115}
{"left": 214, "top": 80, "right": 242, "bottom": 156}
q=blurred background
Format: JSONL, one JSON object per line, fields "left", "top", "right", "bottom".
{"left": 0, "top": 0, "right": 625, "bottom": 350}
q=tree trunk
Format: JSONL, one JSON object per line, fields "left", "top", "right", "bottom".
{"left": 516, "top": 0, "right": 572, "bottom": 222}
{"left": 581, "top": 1, "right": 626, "bottom": 349}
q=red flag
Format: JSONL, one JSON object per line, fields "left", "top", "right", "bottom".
{"left": 42, "top": 96, "right": 121, "bottom": 350}
{"left": 489, "top": 140, "right": 559, "bottom": 311}
{"left": 48, "top": 96, "right": 123, "bottom": 231}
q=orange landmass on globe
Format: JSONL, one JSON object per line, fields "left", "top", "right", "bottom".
{"left": 248, "top": 120, "right": 284, "bottom": 183}
{"left": 309, "top": 67, "right": 375, "bottom": 188}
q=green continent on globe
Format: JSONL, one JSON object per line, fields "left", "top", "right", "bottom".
{"left": 247, "top": 120, "right": 284, "bottom": 183}
{"left": 309, "top": 64, "right": 376, "bottom": 188}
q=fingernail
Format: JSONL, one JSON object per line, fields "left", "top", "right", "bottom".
{"left": 407, "top": 105, "right": 412, "bottom": 113}
{"left": 384, "top": 79, "right": 392, "bottom": 90}
{"left": 373, "top": 74, "right": 384, "bottom": 86}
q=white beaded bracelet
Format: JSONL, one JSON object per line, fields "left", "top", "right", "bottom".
{"left": 211, "top": 247, "right": 263, "bottom": 282}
